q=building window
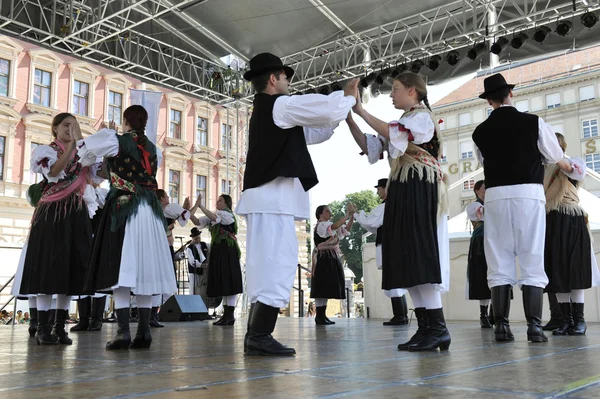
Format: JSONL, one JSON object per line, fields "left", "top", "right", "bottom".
{"left": 196, "top": 117, "right": 208, "bottom": 146}
{"left": 169, "top": 170, "right": 180, "bottom": 204}
{"left": 546, "top": 93, "right": 561, "bottom": 109}
{"left": 460, "top": 141, "right": 474, "bottom": 159}
{"left": 196, "top": 175, "right": 207, "bottom": 206}
{"left": 169, "top": 109, "right": 182, "bottom": 139}
{"left": 586, "top": 154, "right": 600, "bottom": 173}
{"left": 221, "top": 179, "right": 231, "bottom": 194}
{"left": 72, "top": 80, "right": 89, "bottom": 116}
{"left": 221, "top": 123, "right": 232, "bottom": 150}
{"left": 30, "top": 142, "right": 44, "bottom": 183}
{"left": 579, "top": 85, "right": 595, "bottom": 102}
{"left": 108, "top": 91, "right": 122, "bottom": 125}
{"left": 463, "top": 179, "right": 475, "bottom": 191}
{"left": 0, "top": 136, "right": 4, "bottom": 181}
{"left": 515, "top": 100, "right": 529, "bottom": 113}
{"left": 441, "top": 145, "right": 447, "bottom": 163}
{"left": 486, "top": 108, "right": 492, "bottom": 117}
{"left": 0, "top": 58, "right": 9, "bottom": 97}
{"left": 33, "top": 69, "right": 52, "bottom": 107}
{"left": 582, "top": 118, "right": 599, "bottom": 139}
{"left": 458, "top": 112, "right": 471, "bottom": 126}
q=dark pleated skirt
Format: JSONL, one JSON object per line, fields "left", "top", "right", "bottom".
{"left": 310, "top": 253, "right": 346, "bottom": 299}
{"left": 467, "top": 226, "right": 491, "bottom": 300}
{"left": 206, "top": 241, "right": 243, "bottom": 297}
{"left": 20, "top": 196, "right": 91, "bottom": 295}
{"left": 381, "top": 172, "right": 441, "bottom": 290}
{"left": 544, "top": 210, "right": 592, "bottom": 293}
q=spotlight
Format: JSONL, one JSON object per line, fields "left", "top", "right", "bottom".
{"left": 533, "top": 26, "right": 551, "bottom": 43}
{"left": 375, "top": 68, "right": 390, "bottom": 85}
{"left": 427, "top": 55, "right": 442, "bottom": 71}
{"left": 390, "top": 64, "right": 407, "bottom": 78}
{"left": 411, "top": 59, "right": 424, "bottom": 73}
{"left": 556, "top": 20, "right": 573, "bottom": 36}
{"left": 581, "top": 12, "right": 598, "bottom": 29}
{"left": 446, "top": 50, "right": 460, "bottom": 66}
{"left": 490, "top": 37, "right": 509, "bottom": 55}
{"left": 360, "top": 72, "right": 377, "bottom": 88}
{"left": 331, "top": 82, "right": 342, "bottom": 91}
{"left": 510, "top": 32, "right": 529, "bottom": 49}
{"left": 467, "top": 43, "right": 487, "bottom": 60}
{"left": 318, "top": 86, "right": 331, "bottom": 95}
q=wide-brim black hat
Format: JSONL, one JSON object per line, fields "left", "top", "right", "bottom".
{"left": 479, "top": 73, "right": 516, "bottom": 99}
{"left": 243, "top": 52, "right": 295, "bottom": 81}
{"left": 375, "top": 178, "right": 388, "bottom": 188}
{"left": 190, "top": 227, "right": 201, "bottom": 237}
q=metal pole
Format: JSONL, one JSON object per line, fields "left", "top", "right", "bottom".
{"left": 346, "top": 288, "right": 350, "bottom": 317}
{"left": 298, "top": 264, "right": 303, "bottom": 317}
{"left": 226, "top": 107, "right": 230, "bottom": 193}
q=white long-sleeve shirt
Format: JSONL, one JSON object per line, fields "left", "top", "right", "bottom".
{"left": 185, "top": 242, "right": 209, "bottom": 268}
{"left": 354, "top": 203, "right": 385, "bottom": 267}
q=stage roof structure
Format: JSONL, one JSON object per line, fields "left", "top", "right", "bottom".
{"left": 2, "top": 0, "right": 600, "bottom": 105}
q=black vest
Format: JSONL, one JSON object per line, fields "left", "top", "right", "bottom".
{"left": 189, "top": 242, "right": 208, "bottom": 261}
{"left": 243, "top": 93, "right": 318, "bottom": 192}
{"left": 472, "top": 107, "right": 543, "bottom": 189}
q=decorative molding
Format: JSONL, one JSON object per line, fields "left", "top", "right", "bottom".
{"left": 165, "top": 136, "right": 189, "bottom": 148}
{"left": 27, "top": 49, "right": 62, "bottom": 112}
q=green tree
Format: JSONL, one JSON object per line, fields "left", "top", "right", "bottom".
{"left": 326, "top": 190, "right": 381, "bottom": 282}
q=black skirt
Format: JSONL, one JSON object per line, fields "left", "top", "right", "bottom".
{"left": 20, "top": 196, "right": 91, "bottom": 295}
{"left": 206, "top": 241, "right": 243, "bottom": 297}
{"left": 381, "top": 172, "right": 441, "bottom": 290}
{"left": 310, "top": 252, "right": 346, "bottom": 299}
{"left": 545, "top": 210, "right": 592, "bottom": 293}
{"left": 467, "top": 225, "right": 491, "bottom": 300}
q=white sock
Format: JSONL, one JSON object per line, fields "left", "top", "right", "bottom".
{"left": 136, "top": 295, "right": 152, "bottom": 309}
{"left": 570, "top": 289, "right": 585, "bottom": 303}
{"left": 28, "top": 296, "right": 37, "bottom": 308}
{"left": 556, "top": 292, "right": 570, "bottom": 303}
{"left": 417, "top": 284, "right": 443, "bottom": 309}
{"left": 315, "top": 298, "right": 328, "bottom": 307}
{"left": 479, "top": 299, "right": 490, "bottom": 306}
{"left": 225, "top": 295, "right": 238, "bottom": 307}
{"left": 407, "top": 287, "right": 424, "bottom": 308}
{"left": 113, "top": 287, "right": 131, "bottom": 309}
{"left": 36, "top": 294, "right": 52, "bottom": 311}
{"left": 55, "top": 295, "right": 71, "bottom": 310}
{"left": 152, "top": 295, "right": 162, "bottom": 307}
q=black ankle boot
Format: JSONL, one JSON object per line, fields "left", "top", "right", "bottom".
{"left": 70, "top": 297, "right": 91, "bottom": 332}
{"left": 569, "top": 303, "right": 587, "bottom": 335}
{"left": 245, "top": 302, "right": 295, "bottom": 356}
{"left": 384, "top": 296, "right": 409, "bottom": 326}
{"left": 523, "top": 285, "right": 548, "bottom": 343}
{"left": 408, "top": 308, "right": 451, "bottom": 352}
{"left": 323, "top": 305, "right": 335, "bottom": 325}
{"left": 488, "top": 304, "right": 495, "bottom": 326}
{"left": 552, "top": 302, "right": 573, "bottom": 336}
{"left": 35, "top": 310, "right": 58, "bottom": 345}
{"left": 149, "top": 306, "right": 164, "bottom": 328}
{"left": 492, "top": 285, "right": 514, "bottom": 342}
{"left": 47, "top": 309, "right": 56, "bottom": 327}
{"left": 130, "top": 308, "right": 152, "bottom": 349}
{"left": 315, "top": 306, "right": 329, "bottom": 325}
{"left": 28, "top": 307, "right": 38, "bottom": 338}
{"left": 214, "top": 306, "right": 235, "bottom": 326}
{"left": 88, "top": 296, "right": 106, "bottom": 331}
{"left": 480, "top": 305, "right": 492, "bottom": 328}
{"left": 106, "top": 308, "right": 131, "bottom": 350}
{"left": 398, "top": 307, "right": 429, "bottom": 351}
{"left": 52, "top": 309, "right": 73, "bottom": 345}
{"left": 542, "top": 292, "right": 563, "bottom": 331}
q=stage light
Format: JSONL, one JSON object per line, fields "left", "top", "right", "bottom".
{"left": 446, "top": 50, "right": 460, "bottom": 66}
{"left": 427, "top": 55, "right": 442, "bottom": 71}
{"left": 331, "top": 82, "right": 342, "bottom": 91}
{"left": 581, "top": 12, "right": 597, "bottom": 28}
{"left": 305, "top": 88, "right": 316, "bottom": 94}
{"left": 490, "top": 37, "right": 509, "bottom": 55}
{"left": 318, "top": 86, "right": 331, "bottom": 95}
{"left": 556, "top": 20, "right": 573, "bottom": 36}
{"left": 467, "top": 43, "right": 487, "bottom": 60}
{"left": 510, "top": 32, "right": 529, "bottom": 49}
{"left": 411, "top": 59, "right": 424, "bottom": 73}
{"left": 375, "top": 68, "right": 390, "bottom": 85}
{"left": 533, "top": 26, "right": 552, "bottom": 43}
{"left": 360, "top": 72, "right": 377, "bottom": 88}
{"left": 390, "top": 64, "right": 407, "bottom": 78}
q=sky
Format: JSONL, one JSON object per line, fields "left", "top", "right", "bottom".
{"left": 307, "top": 72, "right": 476, "bottom": 220}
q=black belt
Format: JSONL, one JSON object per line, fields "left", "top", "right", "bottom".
{"left": 188, "top": 265, "right": 204, "bottom": 275}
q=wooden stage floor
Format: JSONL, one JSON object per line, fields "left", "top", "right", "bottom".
{"left": 1, "top": 317, "right": 600, "bottom": 398}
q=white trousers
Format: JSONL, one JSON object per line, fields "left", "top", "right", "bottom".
{"left": 384, "top": 289, "right": 406, "bottom": 298}
{"left": 245, "top": 213, "right": 298, "bottom": 309}
{"left": 484, "top": 198, "right": 549, "bottom": 289}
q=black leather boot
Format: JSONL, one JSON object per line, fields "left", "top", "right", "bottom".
{"left": 88, "top": 296, "right": 106, "bottom": 331}
{"left": 523, "top": 285, "right": 548, "bottom": 343}
{"left": 28, "top": 307, "right": 38, "bottom": 338}
{"left": 384, "top": 296, "right": 409, "bottom": 326}
{"left": 130, "top": 308, "right": 152, "bottom": 349}
{"left": 35, "top": 310, "right": 58, "bottom": 345}
{"left": 492, "top": 285, "right": 514, "bottom": 342}
{"left": 106, "top": 308, "right": 131, "bottom": 350}
{"left": 323, "top": 305, "right": 336, "bottom": 325}
{"left": 569, "top": 303, "right": 587, "bottom": 336}
{"left": 244, "top": 303, "right": 256, "bottom": 351}
{"left": 480, "top": 305, "right": 492, "bottom": 328}
{"left": 70, "top": 297, "right": 91, "bottom": 332}
{"left": 149, "top": 306, "right": 164, "bottom": 328}
{"left": 315, "top": 306, "right": 329, "bottom": 325}
{"left": 542, "top": 292, "right": 563, "bottom": 331}
{"left": 552, "top": 302, "right": 573, "bottom": 336}
{"left": 47, "top": 309, "right": 56, "bottom": 327}
{"left": 488, "top": 304, "right": 495, "bottom": 326}
{"left": 245, "top": 302, "right": 295, "bottom": 356}
{"left": 408, "top": 308, "right": 451, "bottom": 352}
{"left": 398, "top": 307, "right": 429, "bottom": 351}
{"left": 214, "top": 306, "right": 235, "bottom": 326}
{"left": 52, "top": 309, "right": 73, "bottom": 345}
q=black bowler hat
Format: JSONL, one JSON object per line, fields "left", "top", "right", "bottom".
{"left": 190, "top": 227, "right": 201, "bottom": 237}
{"left": 478, "top": 73, "right": 516, "bottom": 99}
{"left": 375, "top": 178, "right": 388, "bottom": 188}
{"left": 243, "top": 53, "right": 295, "bottom": 81}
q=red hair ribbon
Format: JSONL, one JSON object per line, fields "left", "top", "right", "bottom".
{"left": 134, "top": 137, "right": 152, "bottom": 175}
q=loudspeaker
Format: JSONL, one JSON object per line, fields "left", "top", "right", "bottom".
{"left": 159, "top": 295, "right": 208, "bottom": 322}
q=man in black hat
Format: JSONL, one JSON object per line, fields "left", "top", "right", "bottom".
{"left": 185, "top": 227, "right": 210, "bottom": 296}
{"left": 236, "top": 52, "right": 359, "bottom": 356}
{"left": 472, "top": 73, "right": 574, "bottom": 344}
{"left": 354, "top": 178, "right": 408, "bottom": 326}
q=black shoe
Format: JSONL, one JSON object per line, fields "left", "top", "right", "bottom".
{"left": 492, "top": 285, "right": 514, "bottom": 342}
{"left": 70, "top": 297, "right": 91, "bottom": 332}
{"left": 244, "top": 303, "right": 256, "bottom": 351}
{"left": 28, "top": 307, "right": 38, "bottom": 338}
{"left": 569, "top": 303, "right": 587, "bottom": 336}
{"left": 214, "top": 306, "right": 235, "bottom": 326}
{"left": 88, "top": 296, "right": 106, "bottom": 331}
{"left": 130, "top": 308, "right": 152, "bottom": 349}
{"left": 149, "top": 306, "right": 164, "bottom": 328}
{"left": 245, "top": 302, "right": 295, "bottom": 356}
{"left": 552, "top": 302, "right": 573, "bottom": 336}
{"left": 35, "top": 311, "right": 58, "bottom": 345}
{"left": 52, "top": 309, "right": 73, "bottom": 345}
{"left": 314, "top": 306, "right": 329, "bottom": 325}
{"left": 398, "top": 307, "right": 429, "bottom": 350}
{"left": 384, "top": 296, "right": 409, "bottom": 326}
{"left": 523, "top": 285, "right": 548, "bottom": 343}
{"left": 408, "top": 308, "right": 451, "bottom": 352}
{"left": 106, "top": 308, "right": 131, "bottom": 350}
{"left": 542, "top": 292, "right": 563, "bottom": 331}
{"left": 480, "top": 305, "right": 492, "bottom": 328}
{"left": 323, "top": 304, "right": 335, "bottom": 325}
